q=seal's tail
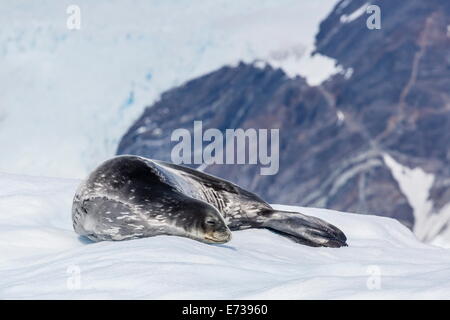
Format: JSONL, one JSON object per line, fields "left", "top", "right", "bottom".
{"left": 260, "top": 209, "right": 348, "bottom": 248}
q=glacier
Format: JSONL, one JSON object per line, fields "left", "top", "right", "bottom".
{"left": 0, "top": 0, "right": 339, "bottom": 179}
{"left": 1, "top": 173, "right": 450, "bottom": 299}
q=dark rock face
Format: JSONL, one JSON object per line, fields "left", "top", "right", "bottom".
{"left": 118, "top": 0, "right": 450, "bottom": 240}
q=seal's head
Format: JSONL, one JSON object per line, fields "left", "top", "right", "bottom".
{"left": 175, "top": 199, "right": 231, "bottom": 244}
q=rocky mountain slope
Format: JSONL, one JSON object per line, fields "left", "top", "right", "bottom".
{"left": 117, "top": 0, "right": 450, "bottom": 244}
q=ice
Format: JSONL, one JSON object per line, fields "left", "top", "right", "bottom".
{"left": 1, "top": 172, "right": 450, "bottom": 299}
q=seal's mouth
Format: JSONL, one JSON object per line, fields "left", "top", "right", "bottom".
{"left": 204, "top": 232, "right": 232, "bottom": 244}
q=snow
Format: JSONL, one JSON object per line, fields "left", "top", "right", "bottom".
{"left": 336, "top": 0, "right": 353, "bottom": 14}
{"left": 0, "top": 0, "right": 339, "bottom": 179}
{"left": 2, "top": 172, "right": 450, "bottom": 299}
{"left": 336, "top": 110, "right": 345, "bottom": 124}
{"left": 430, "top": 204, "right": 450, "bottom": 248}
{"left": 382, "top": 154, "right": 450, "bottom": 249}
{"left": 383, "top": 154, "right": 436, "bottom": 241}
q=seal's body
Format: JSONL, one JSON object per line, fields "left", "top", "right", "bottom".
{"left": 73, "top": 156, "right": 347, "bottom": 247}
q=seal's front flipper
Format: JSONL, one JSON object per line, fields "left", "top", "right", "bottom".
{"left": 261, "top": 210, "right": 347, "bottom": 248}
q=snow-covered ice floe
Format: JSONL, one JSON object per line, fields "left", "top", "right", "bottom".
{"left": 1, "top": 172, "right": 450, "bottom": 299}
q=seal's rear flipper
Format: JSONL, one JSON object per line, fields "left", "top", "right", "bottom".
{"left": 261, "top": 210, "right": 348, "bottom": 248}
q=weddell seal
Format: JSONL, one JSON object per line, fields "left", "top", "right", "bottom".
{"left": 72, "top": 156, "right": 347, "bottom": 247}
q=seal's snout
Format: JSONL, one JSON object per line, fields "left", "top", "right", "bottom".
{"left": 205, "top": 228, "right": 232, "bottom": 244}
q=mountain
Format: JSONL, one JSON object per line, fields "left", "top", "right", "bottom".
{"left": 2, "top": 172, "right": 450, "bottom": 299}
{"left": 117, "top": 0, "right": 450, "bottom": 245}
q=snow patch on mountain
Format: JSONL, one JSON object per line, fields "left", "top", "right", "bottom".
{"left": 0, "top": 0, "right": 339, "bottom": 179}
{"left": 340, "top": 2, "right": 369, "bottom": 23}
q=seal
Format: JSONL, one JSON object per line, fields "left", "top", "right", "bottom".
{"left": 72, "top": 156, "right": 347, "bottom": 247}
